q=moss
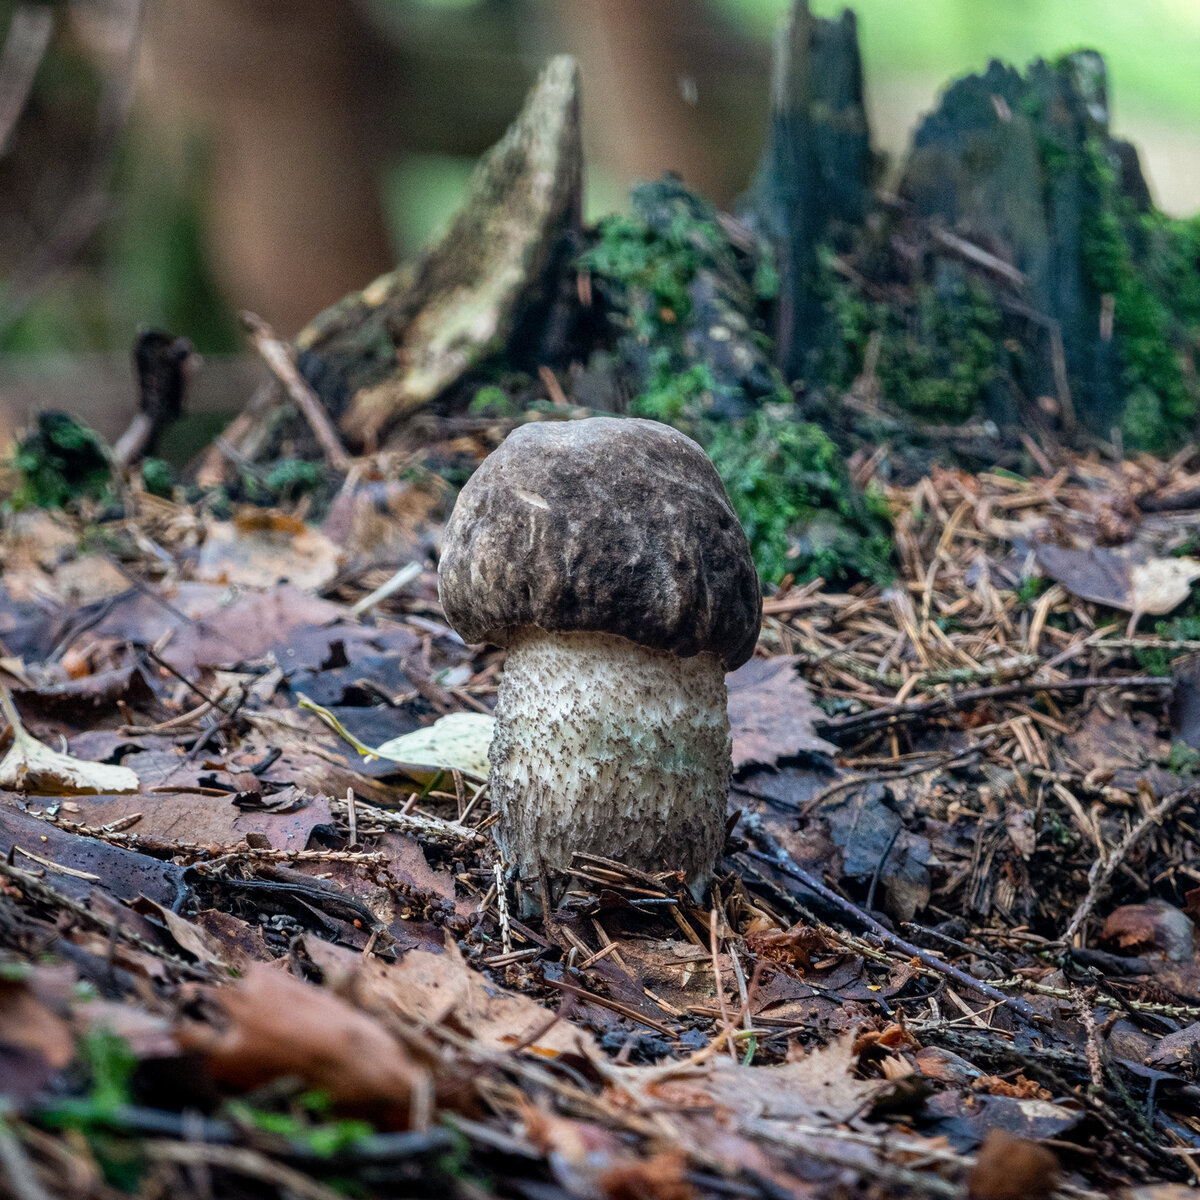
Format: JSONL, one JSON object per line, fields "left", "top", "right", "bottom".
{"left": 468, "top": 384, "right": 517, "bottom": 417}
{"left": 1014, "top": 575, "right": 1050, "bottom": 606}
{"left": 1079, "top": 139, "right": 1200, "bottom": 452}
{"left": 140, "top": 458, "right": 176, "bottom": 500}
{"left": 262, "top": 458, "right": 325, "bottom": 502}
{"left": 8, "top": 412, "right": 112, "bottom": 510}
{"left": 631, "top": 354, "right": 721, "bottom": 425}
{"left": 814, "top": 254, "right": 1003, "bottom": 421}
{"left": 580, "top": 206, "right": 724, "bottom": 344}
{"left": 702, "top": 405, "right": 894, "bottom": 586}
{"left": 1167, "top": 740, "right": 1200, "bottom": 778}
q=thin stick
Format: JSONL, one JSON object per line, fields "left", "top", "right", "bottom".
{"left": 709, "top": 907, "right": 737, "bottom": 1060}
{"left": 346, "top": 786, "right": 358, "bottom": 849}
{"left": 818, "top": 674, "right": 1172, "bottom": 738}
{"left": 741, "top": 816, "right": 1037, "bottom": 1022}
{"left": 350, "top": 561, "right": 422, "bottom": 618}
{"left": 494, "top": 861, "right": 512, "bottom": 956}
{"left": 1061, "top": 785, "right": 1196, "bottom": 946}
{"left": 241, "top": 310, "right": 350, "bottom": 471}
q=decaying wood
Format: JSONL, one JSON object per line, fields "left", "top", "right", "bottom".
{"left": 293, "top": 55, "right": 583, "bottom": 448}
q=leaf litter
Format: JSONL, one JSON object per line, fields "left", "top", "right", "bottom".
{"left": 9, "top": 452, "right": 1200, "bottom": 1199}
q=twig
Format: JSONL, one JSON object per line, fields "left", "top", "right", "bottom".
{"left": 346, "top": 786, "right": 358, "bottom": 848}
{"left": 543, "top": 976, "right": 678, "bottom": 1040}
{"left": 193, "top": 380, "right": 279, "bottom": 486}
{"left": 142, "top": 1141, "right": 346, "bottom": 1200}
{"left": 799, "top": 742, "right": 987, "bottom": 816}
{"left": 329, "top": 796, "right": 487, "bottom": 846}
{"left": 350, "top": 561, "right": 422, "bottom": 618}
{"left": 241, "top": 311, "right": 350, "bottom": 471}
{"left": 0, "top": 1121, "right": 52, "bottom": 1200}
{"left": 1061, "top": 785, "right": 1197, "bottom": 945}
{"left": 1072, "top": 985, "right": 1104, "bottom": 1089}
{"left": 709, "top": 907, "right": 737, "bottom": 1060}
{"left": 817, "top": 674, "right": 1172, "bottom": 738}
{"left": 494, "top": 861, "right": 512, "bottom": 956}
{"left": 740, "top": 815, "right": 1037, "bottom": 1021}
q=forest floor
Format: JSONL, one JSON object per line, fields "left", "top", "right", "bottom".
{"left": 4, "top": 435, "right": 1200, "bottom": 1199}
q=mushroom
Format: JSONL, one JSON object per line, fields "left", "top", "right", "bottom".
{"left": 437, "top": 416, "right": 761, "bottom": 896}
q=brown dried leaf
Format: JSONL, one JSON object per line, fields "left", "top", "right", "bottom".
{"left": 1101, "top": 900, "right": 1195, "bottom": 962}
{"left": 746, "top": 921, "right": 830, "bottom": 970}
{"left": 726, "top": 656, "right": 835, "bottom": 769}
{"left": 603, "top": 1032, "right": 881, "bottom": 1127}
{"left": 967, "top": 1129, "right": 1059, "bottom": 1200}
{"left": 196, "top": 514, "right": 342, "bottom": 591}
{"left": 175, "top": 964, "right": 428, "bottom": 1126}
{"left": 975, "top": 1073, "right": 1052, "bottom": 1100}
{"left": 1035, "top": 542, "right": 1200, "bottom": 616}
{"left": 305, "top": 936, "right": 598, "bottom": 1058}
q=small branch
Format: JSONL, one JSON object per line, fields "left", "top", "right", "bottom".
{"left": 741, "top": 815, "right": 1037, "bottom": 1022}
{"left": 1061, "top": 785, "right": 1197, "bottom": 946}
{"left": 931, "top": 225, "right": 1026, "bottom": 287}
{"left": 817, "top": 674, "right": 1173, "bottom": 738}
{"left": 240, "top": 310, "right": 351, "bottom": 472}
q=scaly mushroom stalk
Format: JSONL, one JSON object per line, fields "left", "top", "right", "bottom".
{"left": 489, "top": 629, "right": 730, "bottom": 889}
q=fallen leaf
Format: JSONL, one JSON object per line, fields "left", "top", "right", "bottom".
{"left": 0, "top": 685, "right": 138, "bottom": 795}
{"left": 305, "top": 937, "right": 598, "bottom": 1059}
{"left": 975, "top": 1073, "right": 1052, "bottom": 1100}
{"left": 376, "top": 712, "right": 494, "bottom": 778}
{"left": 1144, "top": 1021, "right": 1200, "bottom": 1076}
{"left": 196, "top": 513, "right": 342, "bottom": 590}
{"left": 298, "top": 697, "right": 489, "bottom": 783}
{"left": 86, "top": 582, "right": 350, "bottom": 672}
{"left": 67, "top": 788, "right": 332, "bottom": 852}
{"left": 746, "top": 921, "right": 830, "bottom": 969}
{"left": 726, "top": 656, "right": 835, "bottom": 769}
{"left": 602, "top": 1032, "right": 882, "bottom": 1127}
{"left": 1101, "top": 900, "right": 1195, "bottom": 962}
{"left": 967, "top": 1129, "right": 1059, "bottom": 1200}
{"left": 1035, "top": 542, "right": 1200, "bottom": 616}
{"left": 130, "top": 898, "right": 235, "bottom": 970}
{"left": 175, "top": 963, "right": 433, "bottom": 1125}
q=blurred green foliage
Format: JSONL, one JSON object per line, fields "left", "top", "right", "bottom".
{"left": 10, "top": 412, "right": 111, "bottom": 509}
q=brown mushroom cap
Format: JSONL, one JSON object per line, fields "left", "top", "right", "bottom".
{"left": 438, "top": 417, "right": 762, "bottom": 669}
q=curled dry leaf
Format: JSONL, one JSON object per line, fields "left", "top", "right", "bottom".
{"left": 175, "top": 963, "right": 429, "bottom": 1127}
{"left": 1101, "top": 900, "right": 1196, "bottom": 962}
{"left": 967, "top": 1128, "right": 1059, "bottom": 1200}
{"left": 745, "top": 921, "right": 831, "bottom": 970}
{"left": 0, "top": 684, "right": 138, "bottom": 795}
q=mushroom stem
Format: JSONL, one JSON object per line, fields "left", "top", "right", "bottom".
{"left": 489, "top": 629, "right": 730, "bottom": 896}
